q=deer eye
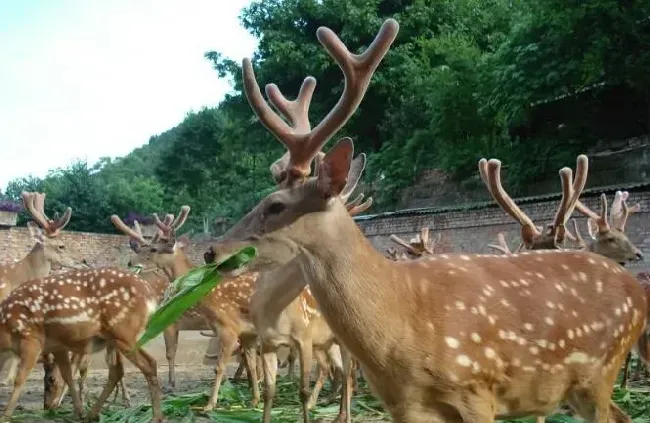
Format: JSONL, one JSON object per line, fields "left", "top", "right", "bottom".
{"left": 58, "top": 245, "right": 65, "bottom": 250}
{"left": 267, "top": 202, "right": 286, "bottom": 215}
{"left": 149, "top": 247, "right": 158, "bottom": 253}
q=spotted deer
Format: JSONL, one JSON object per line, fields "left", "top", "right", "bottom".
{"left": 124, "top": 209, "right": 263, "bottom": 412}
{"left": 233, "top": 154, "right": 373, "bottom": 423}
{"left": 0, "top": 267, "right": 163, "bottom": 421}
{"left": 0, "top": 192, "right": 88, "bottom": 387}
{"left": 199, "top": 20, "right": 396, "bottom": 422}
{"left": 482, "top": 158, "right": 647, "bottom": 422}
{"left": 108, "top": 208, "right": 218, "bottom": 392}
{"left": 42, "top": 214, "right": 189, "bottom": 410}
{"left": 208, "top": 18, "right": 650, "bottom": 423}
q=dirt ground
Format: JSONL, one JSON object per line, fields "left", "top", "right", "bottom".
{"left": 0, "top": 331, "right": 390, "bottom": 422}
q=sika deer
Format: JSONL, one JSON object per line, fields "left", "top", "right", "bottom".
{"left": 482, "top": 158, "right": 646, "bottom": 422}
{"left": 43, "top": 214, "right": 186, "bottom": 409}
{"left": 211, "top": 18, "right": 650, "bottom": 423}
{"left": 387, "top": 227, "right": 441, "bottom": 261}
{"left": 245, "top": 154, "right": 372, "bottom": 423}
{"left": 0, "top": 268, "right": 162, "bottom": 422}
{"left": 0, "top": 192, "right": 88, "bottom": 387}
{"left": 126, "top": 209, "right": 263, "bottom": 412}
{"left": 110, "top": 209, "right": 213, "bottom": 392}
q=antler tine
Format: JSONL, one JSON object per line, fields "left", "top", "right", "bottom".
{"left": 110, "top": 215, "right": 148, "bottom": 245}
{"left": 571, "top": 219, "right": 588, "bottom": 250}
{"left": 611, "top": 191, "right": 640, "bottom": 231}
{"left": 346, "top": 193, "right": 365, "bottom": 209}
{"left": 347, "top": 197, "right": 373, "bottom": 216}
{"left": 576, "top": 193, "right": 610, "bottom": 233}
{"left": 548, "top": 167, "right": 573, "bottom": 243}
{"left": 21, "top": 191, "right": 71, "bottom": 237}
{"left": 243, "top": 19, "right": 398, "bottom": 186}
{"left": 171, "top": 206, "right": 191, "bottom": 231}
{"left": 420, "top": 227, "right": 430, "bottom": 248}
{"left": 152, "top": 213, "right": 172, "bottom": 238}
{"left": 484, "top": 159, "right": 540, "bottom": 247}
{"left": 389, "top": 234, "right": 419, "bottom": 256}
{"left": 487, "top": 233, "right": 512, "bottom": 255}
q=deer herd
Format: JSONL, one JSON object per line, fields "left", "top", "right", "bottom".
{"left": 1, "top": 17, "right": 649, "bottom": 423}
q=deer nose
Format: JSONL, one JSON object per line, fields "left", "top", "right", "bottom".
{"left": 636, "top": 252, "right": 644, "bottom": 261}
{"left": 127, "top": 260, "right": 133, "bottom": 267}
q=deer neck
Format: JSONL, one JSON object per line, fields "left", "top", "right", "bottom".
{"left": 165, "top": 251, "right": 194, "bottom": 280}
{"left": 291, "top": 205, "right": 404, "bottom": 372}
{"left": 13, "top": 244, "right": 51, "bottom": 288}
{"left": 251, "top": 258, "right": 309, "bottom": 321}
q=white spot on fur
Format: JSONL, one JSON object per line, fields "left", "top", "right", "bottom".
{"left": 445, "top": 337, "right": 460, "bottom": 349}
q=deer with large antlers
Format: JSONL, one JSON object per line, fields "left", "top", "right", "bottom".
{"left": 483, "top": 158, "right": 647, "bottom": 423}
{"left": 387, "top": 227, "right": 441, "bottom": 261}
{"left": 0, "top": 266, "right": 163, "bottom": 421}
{"left": 229, "top": 154, "right": 373, "bottom": 423}
{"left": 0, "top": 192, "right": 88, "bottom": 387}
{"left": 203, "top": 19, "right": 392, "bottom": 422}
{"left": 206, "top": 18, "right": 650, "bottom": 423}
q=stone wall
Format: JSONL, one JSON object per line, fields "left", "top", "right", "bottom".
{"left": 2, "top": 189, "right": 650, "bottom": 273}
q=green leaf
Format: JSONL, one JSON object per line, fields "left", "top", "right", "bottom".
{"left": 135, "top": 246, "right": 256, "bottom": 348}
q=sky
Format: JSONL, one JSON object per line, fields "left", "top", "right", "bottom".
{"left": 0, "top": 0, "right": 257, "bottom": 191}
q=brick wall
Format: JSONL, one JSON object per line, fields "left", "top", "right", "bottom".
{"left": 2, "top": 191, "right": 650, "bottom": 273}
{"left": 357, "top": 191, "right": 650, "bottom": 273}
{"left": 0, "top": 227, "right": 213, "bottom": 268}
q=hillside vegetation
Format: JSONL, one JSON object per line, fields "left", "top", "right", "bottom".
{"left": 2, "top": 0, "right": 649, "bottom": 235}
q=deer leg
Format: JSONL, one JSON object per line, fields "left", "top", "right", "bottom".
{"left": 241, "top": 336, "right": 260, "bottom": 408}
{"left": 0, "top": 355, "right": 18, "bottom": 387}
{"left": 620, "top": 353, "right": 632, "bottom": 388}
{"left": 325, "top": 343, "right": 344, "bottom": 404}
{"left": 296, "top": 338, "right": 313, "bottom": 423}
{"left": 105, "top": 350, "right": 130, "bottom": 407}
{"left": 287, "top": 346, "right": 297, "bottom": 379}
{"left": 163, "top": 324, "right": 179, "bottom": 391}
{"left": 203, "top": 329, "right": 238, "bottom": 411}
{"left": 261, "top": 344, "right": 278, "bottom": 423}
{"left": 333, "top": 348, "right": 353, "bottom": 423}
{"left": 2, "top": 340, "right": 41, "bottom": 419}
{"left": 52, "top": 351, "right": 84, "bottom": 419}
{"left": 86, "top": 346, "right": 125, "bottom": 422}
{"left": 76, "top": 354, "right": 89, "bottom": 404}
{"left": 306, "top": 349, "right": 329, "bottom": 409}
{"left": 234, "top": 358, "right": 246, "bottom": 381}
{"left": 119, "top": 346, "right": 163, "bottom": 423}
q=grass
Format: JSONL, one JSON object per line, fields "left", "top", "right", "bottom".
{"left": 10, "top": 375, "right": 649, "bottom": 423}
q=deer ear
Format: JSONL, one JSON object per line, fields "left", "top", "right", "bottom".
{"left": 176, "top": 234, "right": 190, "bottom": 250}
{"left": 587, "top": 218, "right": 599, "bottom": 240}
{"left": 317, "top": 138, "right": 354, "bottom": 198}
{"left": 27, "top": 221, "right": 45, "bottom": 244}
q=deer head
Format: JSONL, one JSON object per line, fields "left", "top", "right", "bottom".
{"left": 20, "top": 192, "right": 87, "bottom": 270}
{"left": 110, "top": 207, "right": 192, "bottom": 275}
{"left": 210, "top": 19, "right": 395, "bottom": 268}
{"left": 574, "top": 191, "right": 643, "bottom": 264}
{"left": 478, "top": 155, "right": 588, "bottom": 250}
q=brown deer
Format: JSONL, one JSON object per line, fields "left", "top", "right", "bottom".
{"left": 109, "top": 208, "right": 215, "bottom": 392}
{"left": 239, "top": 154, "right": 372, "bottom": 423}
{"left": 0, "top": 267, "right": 163, "bottom": 421}
{"left": 482, "top": 159, "right": 646, "bottom": 423}
{"left": 0, "top": 192, "right": 88, "bottom": 387}
{"left": 124, "top": 209, "right": 263, "bottom": 412}
{"left": 210, "top": 18, "right": 650, "bottom": 423}
{"left": 42, "top": 214, "right": 189, "bottom": 410}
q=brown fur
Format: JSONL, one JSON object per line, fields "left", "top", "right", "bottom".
{"left": 217, "top": 138, "right": 647, "bottom": 423}
{"left": 0, "top": 268, "right": 162, "bottom": 421}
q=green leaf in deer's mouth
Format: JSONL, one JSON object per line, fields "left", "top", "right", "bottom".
{"left": 135, "top": 246, "right": 257, "bottom": 348}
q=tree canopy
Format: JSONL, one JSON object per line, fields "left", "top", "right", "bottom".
{"left": 5, "top": 0, "right": 649, "bottom": 235}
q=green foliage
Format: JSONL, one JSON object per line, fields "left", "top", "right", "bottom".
{"left": 5, "top": 0, "right": 649, "bottom": 231}
{"left": 136, "top": 246, "right": 257, "bottom": 348}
